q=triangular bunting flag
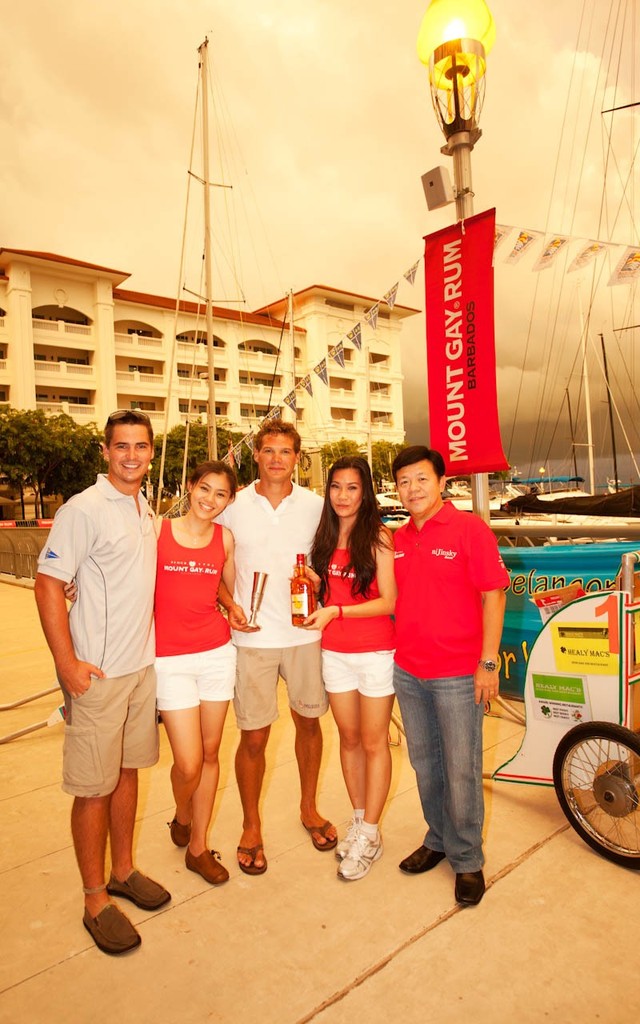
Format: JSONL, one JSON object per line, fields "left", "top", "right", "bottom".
{"left": 261, "top": 406, "right": 282, "bottom": 425}
{"left": 300, "top": 373, "right": 313, "bottom": 396}
{"left": 328, "top": 341, "right": 346, "bottom": 368}
{"left": 532, "top": 235, "right": 569, "bottom": 271}
{"left": 364, "top": 302, "right": 379, "bottom": 331}
{"left": 313, "top": 359, "right": 328, "bottom": 386}
{"left": 504, "top": 229, "right": 543, "bottom": 264}
{"left": 608, "top": 246, "right": 640, "bottom": 286}
{"left": 567, "top": 240, "right": 610, "bottom": 273}
{"left": 494, "top": 225, "right": 512, "bottom": 250}
{"left": 403, "top": 260, "right": 420, "bottom": 285}
{"left": 347, "top": 323, "right": 362, "bottom": 350}
{"left": 383, "top": 283, "right": 399, "bottom": 309}
{"left": 283, "top": 389, "right": 297, "bottom": 412}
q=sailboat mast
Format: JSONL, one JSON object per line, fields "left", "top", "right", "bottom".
{"left": 565, "top": 387, "right": 579, "bottom": 480}
{"left": 577, "top": 284, "right": 596, "bottom": 493}
{"left": 600, "top": 332, "right": 619, "bottom": 492}
{"left": 365, "top": 343, "right": 372, "bottom": 471}
{"left": 287, "top": 289, "right": 299, "bottom": 484}
{"left": 199, "top": 38, "right": 218, "bottom": 460}
{"left": 287, "top": 289, "right": 296, "bottom": 423}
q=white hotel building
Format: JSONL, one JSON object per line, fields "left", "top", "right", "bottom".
{"left": 0, "top": 248, "right": 417, "bottom": 460}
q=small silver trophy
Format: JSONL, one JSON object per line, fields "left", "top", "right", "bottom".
{"left": 246, "top": 572, "right": 268, "bottom": 631}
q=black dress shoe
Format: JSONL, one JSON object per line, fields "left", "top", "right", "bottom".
{"left": 455, "top": 870, "right": 485, "bottom": 906}
{"left": 399, "top": 846, "right": 446, "bottom": 874}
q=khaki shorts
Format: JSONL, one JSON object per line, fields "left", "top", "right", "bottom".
{"left": 234, "top": 643, "right": 328, "bottom": 730}
{"left": 61, "top": 666, "right": 159, "bottom": 798}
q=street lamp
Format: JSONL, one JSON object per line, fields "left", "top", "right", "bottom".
{"left": 418, "top": 0, "right": 495, "bottom": 520}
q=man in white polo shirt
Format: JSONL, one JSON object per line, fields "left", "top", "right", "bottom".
{"left": 218, "top": 418, "right": 336, "bottom": 874}
{"left": 34, "top": 409, "right": 170, "bottom": 956}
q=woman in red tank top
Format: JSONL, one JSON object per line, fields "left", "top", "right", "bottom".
{"left": 155, "top": 460, "right": 245, "bottom": 887}
{"left": 304, "top": 456, "right": 396, "bottom": 881}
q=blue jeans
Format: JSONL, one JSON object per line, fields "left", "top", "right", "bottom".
{"left": 393, "top": 665, "right": 485, "bottom": 872}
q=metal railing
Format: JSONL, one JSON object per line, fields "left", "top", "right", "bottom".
{"left": 0, "top": 527, "right": 50, "bottom": 579}
{"left": 492, "top": 521, "right": 640, "bottom": 547}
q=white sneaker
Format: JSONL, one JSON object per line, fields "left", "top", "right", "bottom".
{"left": 337, "top": 830, "right": 383, "bottom": 881}
{"left": 336, "top": 817, "right": 361, "bottom": 861}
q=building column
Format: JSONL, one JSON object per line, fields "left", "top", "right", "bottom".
{"left": 92, "top": 279, "right": 118, "bottom": 426}
{"left": 6, "top": 261, "right": 36, "bottom": 410}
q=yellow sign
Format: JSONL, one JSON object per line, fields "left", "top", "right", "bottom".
{"left": 551, "top": 622, "right": 618, "bottom": 676}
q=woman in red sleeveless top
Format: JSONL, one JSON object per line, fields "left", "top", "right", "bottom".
{"left": 155, "top": 460, "right": 242, "bottom": 886}
{"left": 304, "top": 456, "right": 396, "bottom": 881}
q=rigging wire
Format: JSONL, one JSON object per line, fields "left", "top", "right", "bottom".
{"left": 508, "top": 0, "right": 639, "bottom": 486}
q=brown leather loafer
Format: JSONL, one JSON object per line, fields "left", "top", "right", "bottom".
{"left": 83, "top": 904, "right": 141, "bottom": 955}
{"left": 399, "top": 846, "right": 446, "bottom": 874}
{"left": 185, "top": 848, "right": 230, "bottom": 885}
{"left": 168, "top": 817, "right": 191, "bottom": 848}
{"left": 455, "top": 870, "right": 485, "bottom": 906}
{"left": 107, "top": 870, "right": 171, "bottom": 910}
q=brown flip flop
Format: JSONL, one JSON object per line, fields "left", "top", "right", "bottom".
{"left": 237, "top": 844, "right": 267, "bottom": 875}
{"left": 301, "top": 819, "right": 338, "bottom": 852}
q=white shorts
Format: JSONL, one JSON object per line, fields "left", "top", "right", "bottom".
{"left": 322, "top": 649, "right": 395, "bottom": 698}
{"left": 155, "top": 642, "right": 237, "bottom": 711}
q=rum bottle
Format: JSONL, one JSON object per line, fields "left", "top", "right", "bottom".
{"left": 291, "top": 553, "right": 316, "bottom": 625}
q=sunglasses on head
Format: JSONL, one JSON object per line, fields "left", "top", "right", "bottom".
{"left": 106, "top": 409, "right": 152, "bottom": 426}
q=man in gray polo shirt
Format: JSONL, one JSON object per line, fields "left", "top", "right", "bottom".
{"left": 35, "top": 410, "right": 170, "bottom": 956}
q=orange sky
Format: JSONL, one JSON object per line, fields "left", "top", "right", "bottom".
{"left": 3, "top": 0, "right": 639, "bottom": 482}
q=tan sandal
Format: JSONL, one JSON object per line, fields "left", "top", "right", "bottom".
{"left": 237, "top": 844, "right": 267, "bottom": 875}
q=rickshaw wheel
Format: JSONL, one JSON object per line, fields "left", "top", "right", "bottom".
{"left": 552, "top": 721, "right": 640, "bottom": 868}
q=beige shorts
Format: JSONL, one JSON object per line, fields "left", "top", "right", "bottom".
{"left": 234, "top": 643, "right": 328, "bottom": 730}
{"left": 61, "top": 666, "right": 159, "bottom": 798}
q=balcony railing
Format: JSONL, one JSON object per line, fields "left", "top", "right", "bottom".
{"left": 32, "top": 319, "right": 91, "bottom": 337}
{"left": 239, "top": 382, "right": 280, "bottom": 392}
{"left": 176, "top": 341, "right": 228, "bottom": 363}
{"left": 114, "top": 332, "right": 162, "bottom": 349}
{"left": 116, "top": 371, "right": 165, "bottom": 387}
{"left": 34, "top": 361, "right": 93, "bottom": 376}
{"left": 36, "top": 402, "right": 97, "bottom": 419}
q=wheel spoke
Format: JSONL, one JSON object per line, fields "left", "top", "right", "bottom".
{"left": 562, "top": 735, "right": 640, "bottom": 857}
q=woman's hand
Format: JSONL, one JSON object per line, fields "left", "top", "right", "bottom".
{"left": 301, "top": 605, "right": 340, "bottom": 631}
{"left": 64, "top": 579, "right": 78, "bottom": 604}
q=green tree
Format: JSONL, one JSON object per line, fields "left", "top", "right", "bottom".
{"left": 371, "top": 441, "right": 404, "bottom": 491}
{"left": 150, "top": 420, "right": 254, "bottom": 497}
{"left": 44, "top": 418, "right": 103, "bottom": 502}
{"left": 318, "top": 438, "right": 362, "bottom": 472}
{"left": 317, "top": 439, "right": 404, "bottom": 492}
{"left": 0, "top": 408, "right": 102, "bottom": 516}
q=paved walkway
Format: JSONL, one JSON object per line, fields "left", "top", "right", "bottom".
{"left": 0, "top": 580, "right": 636, "bottom": 1023}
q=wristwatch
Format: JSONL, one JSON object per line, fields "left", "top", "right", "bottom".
{"left": 478, "top": 658, "right": 498, "bottom": 672}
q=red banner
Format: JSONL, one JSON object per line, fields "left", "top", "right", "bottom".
{"left": 424, "top": 208, "right": 508, "bottom": 475}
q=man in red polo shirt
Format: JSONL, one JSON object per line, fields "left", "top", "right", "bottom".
{"left": 391, "top": 446, "right": 508, "bottom": 907}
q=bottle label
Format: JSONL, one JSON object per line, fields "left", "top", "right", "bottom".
{"left": 292, "top": 592, "right": 311, "bottom": 616}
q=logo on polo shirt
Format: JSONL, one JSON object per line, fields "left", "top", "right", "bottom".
{"left": 432, "top": 548, "right": 457, "bottom": 560}
{"left": 44, "top": 547, "right": 60, "bottom": 559}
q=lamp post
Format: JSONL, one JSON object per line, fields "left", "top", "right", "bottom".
{"left": 418, "top": 0, "right": 495, "bottom": 522}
